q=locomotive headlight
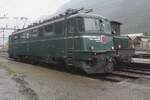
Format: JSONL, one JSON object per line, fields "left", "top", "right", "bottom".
{"left": 111, "top": 46, "right": 114, "bottom": 50}
{"left": 89, "top": 46, "right": 94, "bottom": 50}
{"left": 118, "top": 45, "right": 121, "bottom": 48}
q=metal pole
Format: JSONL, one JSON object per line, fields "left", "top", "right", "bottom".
{"left": 2, "top": 28, "right": 4, "bottom": 48}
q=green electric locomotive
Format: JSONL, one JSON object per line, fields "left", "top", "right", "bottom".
{"left": 8, "top": 9, "right": 115, "bottom": 74}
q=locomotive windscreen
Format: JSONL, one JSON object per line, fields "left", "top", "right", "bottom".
{"left": 84, "top": 18, "right": 111, "bottom": 34}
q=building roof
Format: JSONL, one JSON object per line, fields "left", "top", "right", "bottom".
{"left": 121, "top": 33, "right": 144, "bottom": 40}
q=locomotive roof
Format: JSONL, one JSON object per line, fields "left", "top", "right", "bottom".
{"left": 15, "top": 13, "right": 108, "bottom": 34}
{"left": 68, "top": 13, "right": 107, "bottom": 20}
{"left": 110, "top": 21, "right": 122, "bottom": 25}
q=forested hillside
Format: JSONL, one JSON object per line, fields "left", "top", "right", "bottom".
{"left": 57, "top": 0, "right": 150, "bottom": 33}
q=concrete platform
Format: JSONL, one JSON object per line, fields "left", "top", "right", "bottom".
{"left": 132, "top": 58, "right": 150, "bottom": 64}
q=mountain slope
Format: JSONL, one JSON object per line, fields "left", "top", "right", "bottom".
{"left": 57, "top": 0, "right": 150, "bottom": 33}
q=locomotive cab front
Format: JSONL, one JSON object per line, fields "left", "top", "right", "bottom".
{"left": 66, "top": 14, "right": 114, "bottom": 74}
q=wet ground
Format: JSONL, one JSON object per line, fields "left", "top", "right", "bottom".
{"left": 0, "top": 54, "right": 150, "bottom": 100}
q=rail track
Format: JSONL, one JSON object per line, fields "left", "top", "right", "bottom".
{"left": 89, "top": 71, "right": 141, "bottom": 82}
{"left": 81, "top": 62, "right": 150, "bottom": 82}
{"left": 105, "top": 63, "right": 150, "bottom": 82}
{"left": 1, "top": 52, "right": 150, "bottom": 83}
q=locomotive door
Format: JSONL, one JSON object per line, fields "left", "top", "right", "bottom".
{"left": 8, "top": 36, "right": 13, "bottom": 57}
{"left": 65, "top": 19, "right": 75, "bottom": 59}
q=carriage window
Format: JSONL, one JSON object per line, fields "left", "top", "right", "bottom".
{"left": 44, "top": 24, "right": 54, "bottom": 36}
{"left": 55, "top": 22, "right": 63, "bottom": 35}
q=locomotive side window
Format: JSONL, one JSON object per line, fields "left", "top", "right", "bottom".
{"left": 20, "top": 32, "right": 26, "bottom": 39}
{"left": 26, "top": 32, "right": 30, "bottom": 39}
{"left": 44, "top": 24, "right": 54, "bottom": 36}
{"left": 30, "top": 29, "right": 38, "bottom": 38}
{"left": 103, "top": 20, "right": 111, "bottom": 34}
{"left": 54, "top": 21, "right": 63, "bottom": 35}
{"left": 38, "top": 27, "right": 44, "bottom": 36}
{"left": 67, "top": 19, "right": 75, "bottom": 33}
{"left": 76, "top": 17, "right": 85, "bottom": 32}
{"left": 45, "top": 24, "right": 53, "bottom": 32}
{"left": 14, "top": 35, "right": 18, "bottom": 40}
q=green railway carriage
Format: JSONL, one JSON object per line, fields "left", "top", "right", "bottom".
{"left": 8, "top": 10, "right": 115, "bottom": 74}
{"left": 110, "top": 21, "right": 135, "bottom": 64}
{"left": 113, "top": 36, "right": 134, "bottom": 64}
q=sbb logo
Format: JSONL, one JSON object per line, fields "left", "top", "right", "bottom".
{"left": 100, "top": 35, "right": 108, "bottom": 44}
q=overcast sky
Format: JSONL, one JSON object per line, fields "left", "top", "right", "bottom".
{"left": 0, "top": 0, "right": 70, "bottom": 20}
{"left": 0, "top": 0, "right": 70, "bottom": 45}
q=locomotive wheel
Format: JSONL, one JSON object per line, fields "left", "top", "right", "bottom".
{"left": 66, "top": 65, "right": 75, "bottom": 73}
{"left": 65, "top": 64, "right": 81, "bottom": 74}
